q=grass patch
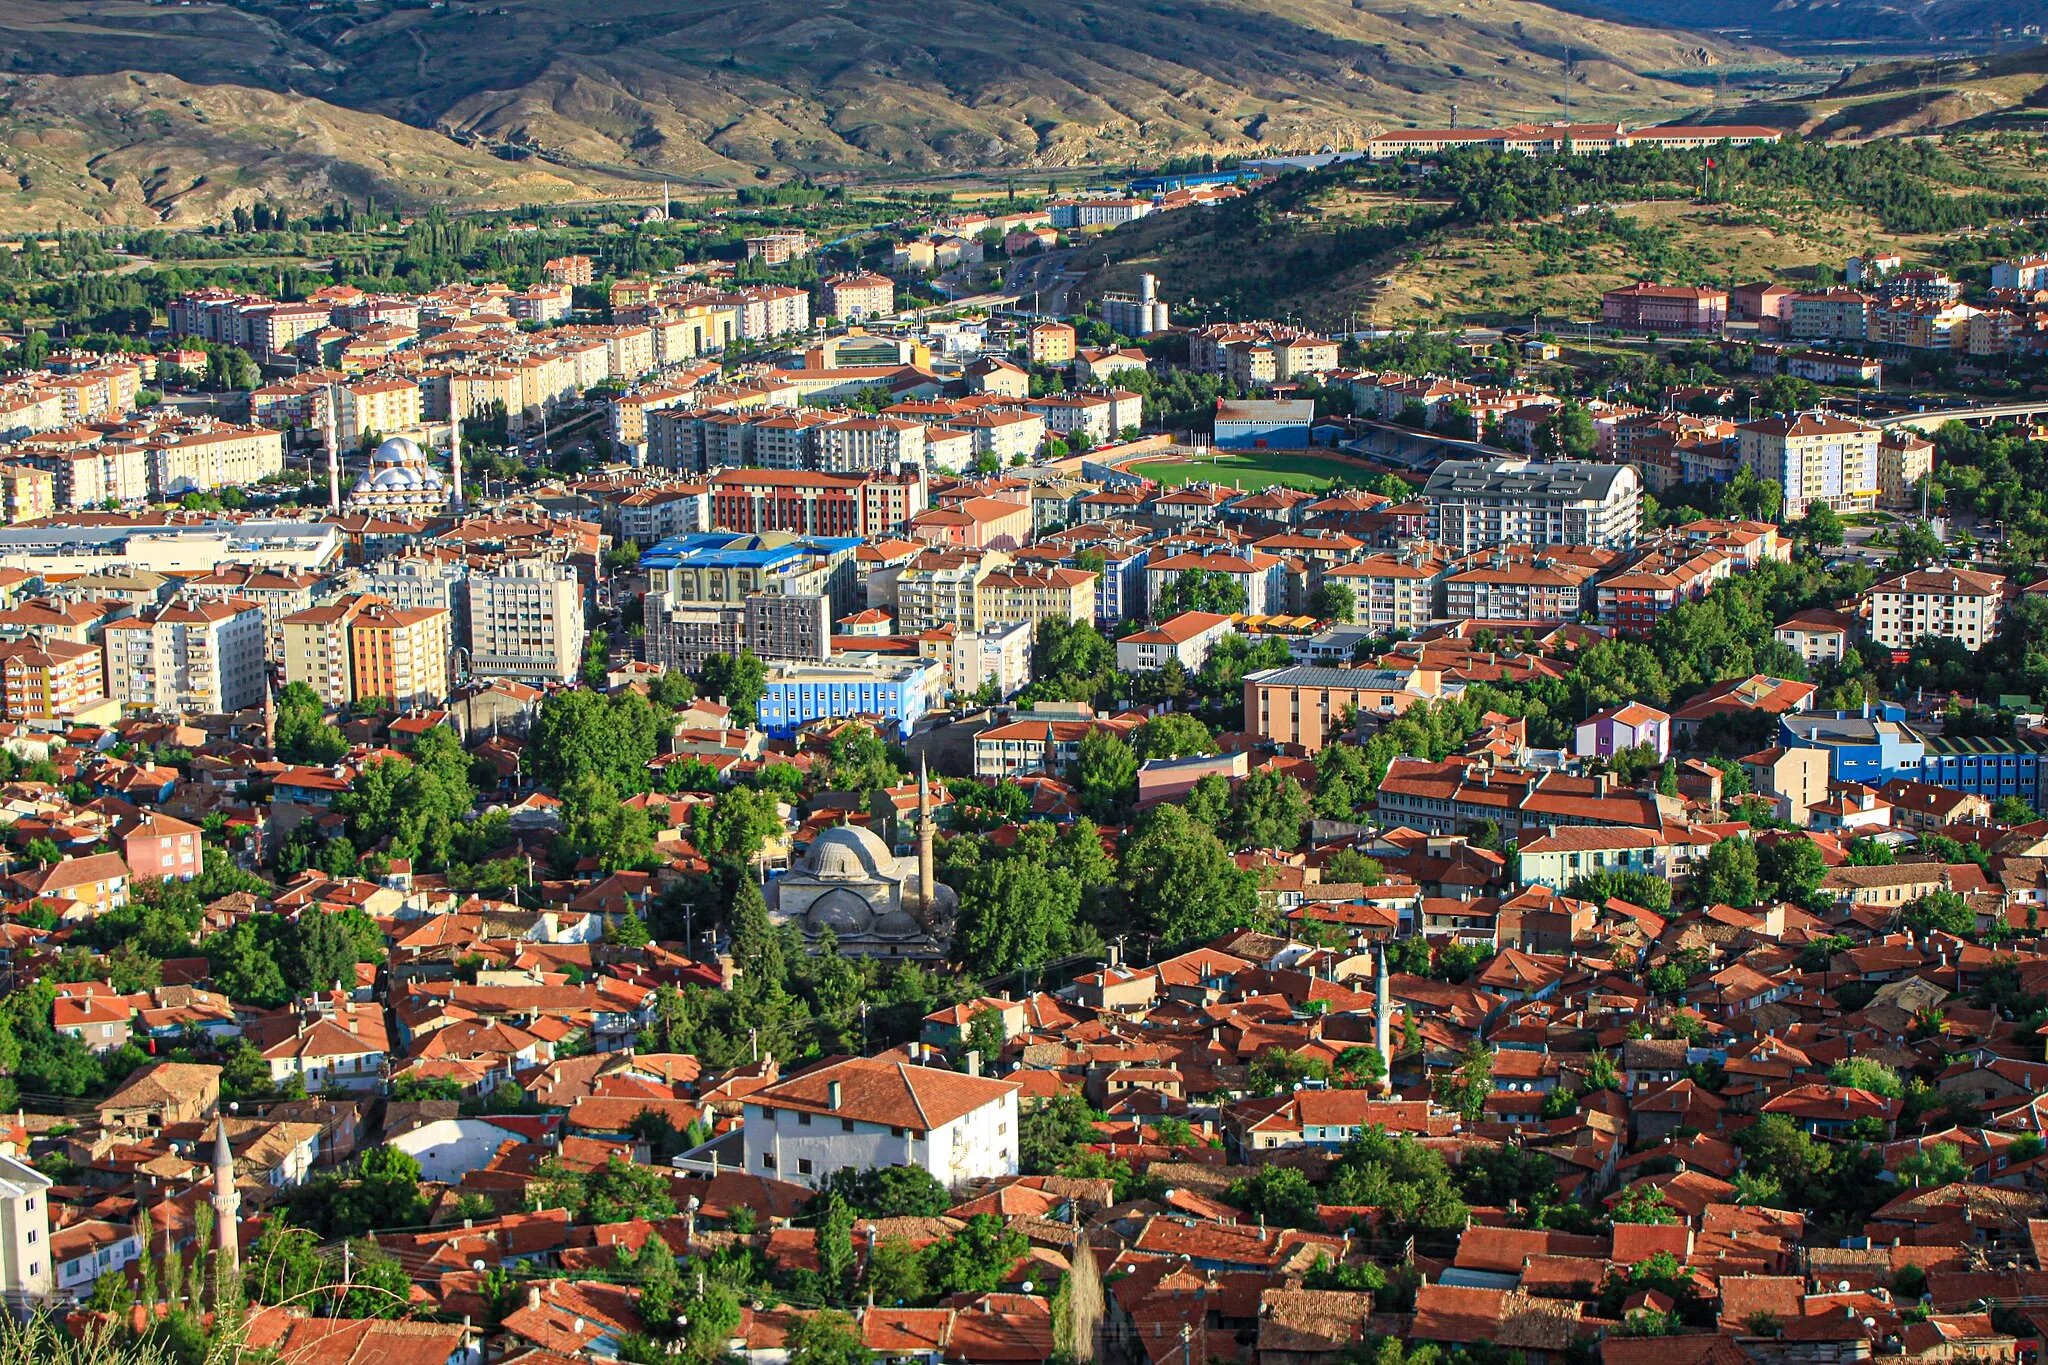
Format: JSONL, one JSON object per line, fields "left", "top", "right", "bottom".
{"left": 1135, "top": 450, "right": 1364, "bottom": 492}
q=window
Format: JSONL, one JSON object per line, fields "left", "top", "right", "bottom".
{"left": 797, "top": 1111, "right": 811, "bottom": 1126}
{"left": 841, "top": 1118, "right": 855, "bottom": 1133}
{"left": 760, "top": 1153, "right": 775, "bottom": 1170}
{"left": 797, "top": 1158, "right": 813, "bottom": 1176}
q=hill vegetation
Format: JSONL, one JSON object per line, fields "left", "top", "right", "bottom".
{"left": 1077, "top": 133, "right": 2048, "bottom": 327}
{"left": 0, "top": 0, "right": 1788, "bottom": 226}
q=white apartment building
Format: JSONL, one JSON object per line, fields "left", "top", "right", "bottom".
{"left": 100, "top": 597, "right": 266, "bottom": 716}
{"left": 0, "top": 1154, "right": 52, "bottom": 1298}
{"left": 22, "top": 443, "right": 151, "bottom": 508}
{"left": 1423, "top": 459, "right": 1642, "bottom": 554}
{"left": 1738, "top": 413, "right": 1879, "bottom": 515}
{"left": 51, "top": 1220, "right": 139, "bottom": 1295}
{"left": 467, "top": 560, "right": 586, "bottom": 686}
{"left": 146, "top": 423, "right": 286, "bottom": 499}
{"left": 1324, "top": 552, "right": 1445, "bottom": 633}
{"left": 1866, "top": 567, "right": 2005, "bottom": 652}
{"left": 896, "top": 550, "right": 1009, "bottom": 633}
{"left": 741, "top": 1056, "right": 1020, "bottom": 1192}
{"left": 815, "top": 417, "right": 927, "bottom": 473}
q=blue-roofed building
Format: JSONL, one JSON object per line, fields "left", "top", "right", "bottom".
{"left": 1778, "top": 709, "right": 1923, "bottom": 786}
{"left": 757, "top": 659, "right": 940, "bottom": 740}
{"left": 1917, "top": 735, "right": 2046, "bottom": 807}
{"left": 642, "top": 531, "right": 864, "bottom": 615}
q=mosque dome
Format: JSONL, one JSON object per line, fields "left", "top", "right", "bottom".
{"left": 870, "top": 907, "right": 924, "bottom": 938}
{"left": 371, "top": 435, "right": 425, "bottom": 466}
{"left": 806, "top": 825, "right": 891, "bottom": 882}
{"left": 805, "top": 888, "right": 875, "bottom": 937}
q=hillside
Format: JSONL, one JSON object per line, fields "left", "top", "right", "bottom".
{"left": 1593, "top": 0, "right": 2048, "bottom": 55}
{"left": 0, "top": 0, "right": 1794, "bottom": 226}
{"left": 0, "top": 72, "right": 649, "bottom": 229}
{"left": 1698, "top": 47, "right": 2048, "bottom": 138}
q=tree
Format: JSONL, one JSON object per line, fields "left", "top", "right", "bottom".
{"left": 1609, "top": 1184, "right": 1679, "bottom": 1225}
{"left": 785, "top": 1310, "right": 872, "bottom": 1365}
{"left": 950, "top": 851, "right": 1082, "bottom": 977}
{"left": 243, "top": 1221, "right": 325, "bottom": 1305}
{"left": 1827, "top": 1057, "right": 1903, "bottom": 1098}
{"left": 1132, "top": 713, "right": 1214, "bottom": 762}
{"left": 1323, "top": 848, "right": 1385, "bottom": 887}
{"left": 1071, "top": 731, "right": 1138, "bottom": 823}
{"left": 275, "top": 681, "right": 347, "bottom": 763}
{"left": 1905, "top": 888, "right": 1974, "bottom": 936}
{"left": 1759, "top": 837, "right": 1829, "bottom": 905}
{"left": 1433, "top": 1040, "right": 1494, "bottom": 1122}
{"left": 1534, "top": 403, "right": 1597, "bottom": 461}
{"left": 323, "top": 1147, "right": 430, "bottom": 1237}
{"left": 1119, "top": 803, "right": 1261, "bottom": 945}
{"left": 339, "top": 1243, "right": 414, "bottom": 1318}
{"left": 1896, "top": 1140, "right": 1971, "bottom": 1188}
{"left": 864, "top": 1235, "right": 930, "bottom": 1307}
{"left": 1156, "top": 568, "right": 1248, "bottom": 618}
{"left": 823, "top": 723, "right": 901, "bottom": 797}
{"left": 816, "top": 1192, "right": 856, "bottom": 1300}
{"left": 1019, "top": 1092, "right": 1098, "bottom": 1174}
{"left": 1794, "top": 503, "right": 1845, "bottom": 548}
{"left": 1308, "top": 583, "right": 1355, "bottom": 622}
{"left": 1692, "top": 836, "right": 1762, "bottom": 908}
{"left": 1227, "top": 767, "right": 1310, "bottom": 850}
{"left": 1226, "top": 1165, "right": 1321, "bottom": 1228}
{"left": 692, "top": 786, "right": 785, "bottom": 865}
{"left": 580, "top": 1156, "right": 677, "bottom": 1225}
{"left": 925, "top": 1213, "right": 1026, "bottom": 1297}
{"left": 827, "top": 1165, "right": 952, "bottom": 1219}
{"left": 696, "top": 651, "right": 769, "bottom": 729}
{"left": 1184, "top": 772, "right": 1232, "bottom": 830}
{"left": 1889, "top": 522, "right": 1946, "bottom": 572}
{"left": 526, "top": 689, "right": 664, "bottom": 793}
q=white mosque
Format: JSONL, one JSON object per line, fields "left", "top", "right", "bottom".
{"left": 346, "top": 435, "right": 454, "bottom": 513}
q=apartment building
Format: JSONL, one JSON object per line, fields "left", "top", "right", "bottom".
{"left": 336, "top": 378, "right": 424, "bottom": 447}
{"left": 1878, "top": 431, "right": 1935, "bottom": 510}
{"left": 1787, "top": 290, "right": 1873, "bottom": 343}
{"left": 101, "top": 597, "right": 266, "bottom": 717}
{"left": 349, "top": 602, "right": 452, "bottom": 709}
{"left": 1424, "top": 459, "right": 1641, "bottom": 554}
{"left": 898, "top": 549, "right": 1011, "bottom": 633}
{"left": 820, "top": 273, "right": 895, "bottom": 321}
{"left": 815, "top": 417, "right": 927, "bottom": 474}
{"left": 1145, "top": 550, "right": 1288, "bottom": 618}
{"left": 1115, "top": 611, "right": 1236, "bottom": 673}
{"left": 1869, "top": 299, "right": 1977, "bottom": 351}
{"left": 1866, "top": 567, "right": 2005, "bottom": 652}
{"left": 179, "top": 567, "right": 326, "bottom": 664}
{"left": 1243, "top": 664, "right": 1444, "bottom": 752}
{"left": 974, "top": 567, "right": 1096, "bottom": 630}
{"left": 1323, "top": 552, "right": 1445, "bottom": 634}
{"left": 22, "top": 443, "right": 150, "bottom": 508}
{"left": 1028, "top": 323, "right": 1077, "bottom": 366}
{"left": 940, "top": 409, "right": 1045, "bottom": 464}
{"left": 1026, "top": 390, "right": 1143, "bottom": 443}
{"left": 281, "top": 597, "right": 371, "bottom": 709}
{"left": 145, "top": 423, "right": 286, "bottom": 499}
{"left": 1738, "top": 413, "right": 1880, "bottom": 515}
{"left": 0, "top": 636, "right": 105, "bottom": 723}
{"left": 544, "top": 255, "right": 595, "bottom": 286}
{"left": 1444, "top": 549, "right": 1604, "bottom": 624}
{"left": 0, "top": 465, "right": 56, "bottom": 524}
{"left": 467, "top": 560, "right": 586, "bottom": 686}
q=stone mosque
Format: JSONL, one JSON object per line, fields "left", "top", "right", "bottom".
{"left": 766, "top": 763, "right": 952, "bottom": 959}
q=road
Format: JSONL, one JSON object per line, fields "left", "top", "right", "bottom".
{"left": 1005, "top": 249, "right": 1080, "bottom": 315}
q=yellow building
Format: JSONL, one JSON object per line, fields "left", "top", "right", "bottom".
{"left": 0, "top": 465, "right": 56, "bottom": 524}
{"left": 0, "top": 635, "right": 105, "bottom": 722}
{"left": 1877, "top": 431, "right": 1934, "bottom": 511}
{"left": 1028, "top": 322, "right": 1077, "bottom": 366}
{"left": 974, "top": 567, "right": 1097, "bottom": 629}
{"left": 1737, "top": 414, "right": 1879, "bottom": 515}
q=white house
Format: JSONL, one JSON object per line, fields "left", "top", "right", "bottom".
{"left": 0, "top": 1153, "right": 53, "bottom": 1298}
{"left": 51, "top": 1219, "right": 140, "bottom": 1295}
{"left": 259, "top": 1009, "right": 389, "bottom": 1093}
{"left": 385, "top": 1116, "right": 539, "bottom": 1184}
{"left": 1115, "top": 611, "right": 1237, "bottom": 673}
{"left": 740, "top": 1056, "right": 1020, "bottom": 1192}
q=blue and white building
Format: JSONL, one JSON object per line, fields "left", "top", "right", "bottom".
{"left": 757, "top": 659, "right": 940, "bottom": 740}
{"left": 1918, "top": 735, "right": 2045, "bottom": 807}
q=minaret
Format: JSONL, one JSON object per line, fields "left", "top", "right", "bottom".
{"left": 449, "top": 409, "right": 465, "bottom": 513}
{"left": 323, "top": 382, "right": 341, "bottom": 514}
{"left": 917, "top": 755, "right": 935, "bottom": 918}
{"left": 1373, "top": 943, "right": 1393, "bottom": 1094}
{"left": 261, "top": 677, "right": 275, "bottom": 756}
{"left": 211, "top": 1112, "right": 240, "bottom": 1279}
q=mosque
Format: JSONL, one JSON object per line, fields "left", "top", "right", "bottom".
{"left": 766, "top": 766, "right": 952, "bottom": 959}
{"left": 345, "top": 435, "right": 454, "bottom": 514}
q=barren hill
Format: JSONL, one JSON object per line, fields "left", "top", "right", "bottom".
{"left": 0, "top": 0, "right": 1787, "bottom": 226}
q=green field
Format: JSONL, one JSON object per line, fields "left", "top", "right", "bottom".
{"left": 1134, "top": 450, "right": 1369, "bottom": 493}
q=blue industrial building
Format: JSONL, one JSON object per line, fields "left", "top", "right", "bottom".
{"left": 756, "top": 660, "right": 938, "bottom": 741}
{"left": 1778, "top": 709, "right": 1922, "bottom": 786}
{"left": 1213, "top": 398, "right": 1316, "bottom": 450}
{"left": 1128, "top": 170, "right": 1254, "bottom": 194}
{"left": 1918, "top": 735, "right": 2045, "bottom": 807}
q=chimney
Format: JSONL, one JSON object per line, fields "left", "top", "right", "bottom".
{"left": 526, "top": 1285, "right": 542, "bottom": 1312}
{"left": 828, "top": 1080, "right": 843, "bottom": 1110}
{"left": 1596, "top": 774, "right": 1609, "bottom": 798}
{"left": 966, "top": 1050, "right": 983, "bottom": 1078}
